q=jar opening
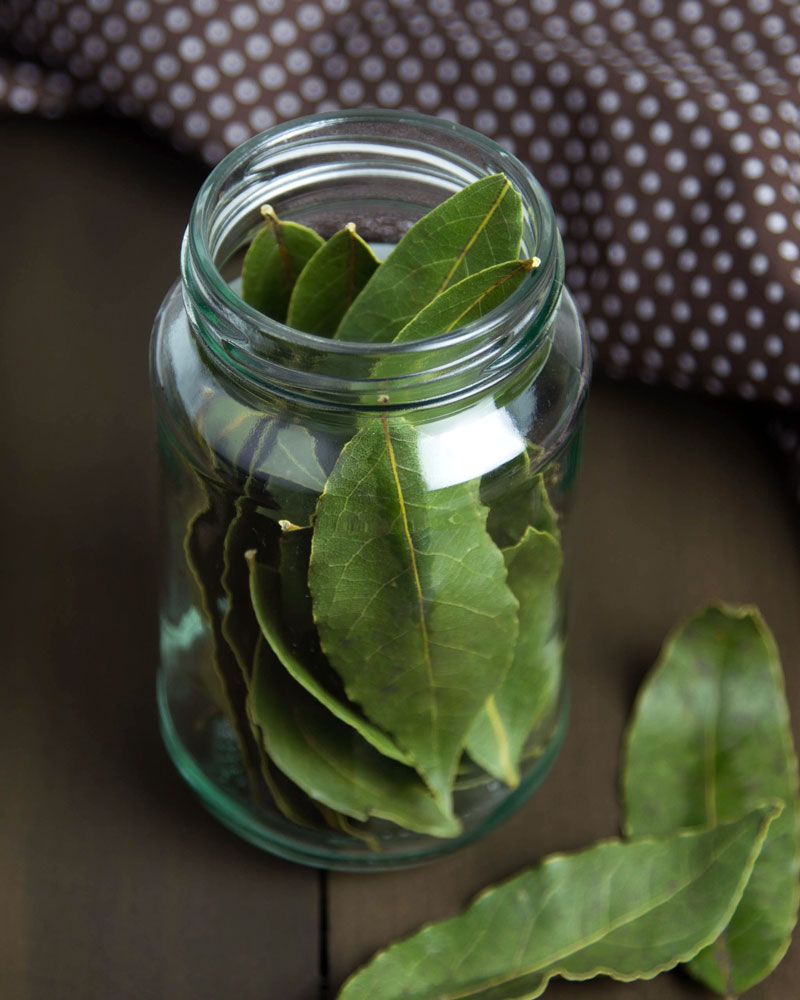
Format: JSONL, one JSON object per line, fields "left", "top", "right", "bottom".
{"left": 182, "top": 110, "right": 564, "bottom": 410}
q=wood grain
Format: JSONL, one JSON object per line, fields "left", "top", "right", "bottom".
{"left": 0, "top": 118, "right": 319, "bottom": 1000}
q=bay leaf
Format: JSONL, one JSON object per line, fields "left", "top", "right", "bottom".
{"left": 220, "top": 496, "right": 278, "bottom": 683}
{"left": 241, "top": 205, "right": 324, "bottom": 320}
{"left": 336, "top": 806, "right": 779, "bottom": 1000}
{"left": 466, "top": 526, "right": 562, "bottom": 786}
{"left": 246, "top": 550, "right": 412, "bottom": 765}
{"left": 482, "top": 451, "right": 559, "bottom": 550}
{"left": 248, "top": 634, "right": 462, "bottom": 838}
{"left": 372, "top": 259, "right": 537, "bottom": 382}
{"left": 309, "top": 415, "right": 519, "bottom": 810}
{"left": 334, "top": 173, "right": 523, "bottom": 343}
{"left": 246, "top": 418, "right": 330, "bottom": 527}
{"left": 286, "top": 223, "right": 380, "bottom": 337}
{"left": 622, "top": 605, "right": 800, "bottom": 995}
{"left": 194, "top": 388, "right": 272, "bottom": 486}
{"left": 277, "top": 522, "right": 315, "bottom": 640}
{"left": 184, "top": 481, "right": 262, "bottom": 799}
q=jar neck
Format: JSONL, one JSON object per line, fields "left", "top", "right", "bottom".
{"left": 181, "top": 110, "right": 564, "bottom": 413}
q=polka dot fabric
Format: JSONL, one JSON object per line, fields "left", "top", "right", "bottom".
{"left": 3, "top": 0, "right": 799, "bottom": 492}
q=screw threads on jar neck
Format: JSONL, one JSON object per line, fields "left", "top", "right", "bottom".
{"left": 181, "top": 110, "right": 564, "bottom": 412}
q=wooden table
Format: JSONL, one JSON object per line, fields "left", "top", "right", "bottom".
{"left": 2, "top": 117, "right": 799, "bottom": 1000}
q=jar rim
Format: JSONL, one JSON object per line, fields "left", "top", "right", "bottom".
{"left": 182, "top": 109, "right": 564, "bottom": 407}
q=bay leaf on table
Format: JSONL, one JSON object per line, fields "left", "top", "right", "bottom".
{"left": 334, "top": 173, "right": 523, "bottom": 343}
{"left": 466, "top": 525, "right": 562, "bottom": 786}
{"left": 622, "top": 604, "right": 800, "bottom": 996}
{"left": 248, "top": 634, "right": 462, "bottom": 838}
{"left": 337, "top": 806, "right": 778, "bottom": 1000}
{"left": 372, "top": 258, "right": 537, "bottom": 381}
{"left": 309, "top": 415, "right": 518, "bottom": 811}
{"left": 246, "top": 550, "right": 412, "bottom": 766}
{"left": 241, "top": 205, "right": 324, "bottom": 320}
{"left": 286, "top": 223, "right": 380, "bottom": 337}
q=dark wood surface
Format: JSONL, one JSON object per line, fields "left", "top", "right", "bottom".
{"left": 2, "top": 117, "right": 799, "bottom": 1000}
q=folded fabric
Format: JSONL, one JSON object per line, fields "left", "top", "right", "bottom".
{"left": 2, "top": 0, "right": 798, "bottom": 496}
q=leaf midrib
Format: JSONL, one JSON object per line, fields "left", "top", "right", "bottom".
{"left": 381, "top": 415, "right": 439, "bottom": 761}
{"left": 435, "top": 179, "right": 513, "bottom": 294}
{"left": 432, "top": 833, "right": 746, "bottom": 1000}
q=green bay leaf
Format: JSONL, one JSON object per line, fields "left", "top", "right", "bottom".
{"left": 248, "top": 635, "right": 461, "bottom": 838}
{"left": 334, "top": 173, "right": 523, "bottom": 343}
{"left": 309, "top": 416, "right": 519, "bottom": 810}
{"left": 336, "top": 807, "right": 778, "bottom": 1000}
{"left": 246, "top": 550, "right": 412, "bottom": 765}
{"left": 482, "top": 452, "right": 560, "bottom": 550}
{"left": 246, "top": 418, "right": 330, "bottom": 526}
{"left": 286, "top": 223, "right": 380, "bottom": 337}
{"left": 195, "top": 389, "right": 272, "bottom": 485}
{"left": 241, "top": 205, "right": 324, "bottom": 320}
{"left": 466, "top": 526, "right": 563, "bottom": 786}
{"left": 184, "top": 481, "right": 262, "bottom": 799}
{"left": 622, "top": 604, "right": 800, "bottom": 996}
{"left": 373, "top": 259, "right": 537, "bottom": 382}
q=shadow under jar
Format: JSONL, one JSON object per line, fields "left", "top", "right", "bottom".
{"left": 150, "top": 110, "right": 591, "bottom": 871}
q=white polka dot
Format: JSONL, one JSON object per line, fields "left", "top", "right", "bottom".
{"left": 224, "top": 121, "right": 250, "bottom": 147}
{"left": 650, "top": 120, "right": 673, "bottom": 143}
{"left": 779, "top": 240, "right": 800, "bottom": 261}
{"left": 610, "top": 343, "right": 632, "bottom": 365}
{"left": 672, "top": 300, "right": 691, "bottom": 322}
{"left": 184, "top": 110, "right": 210, "bottom": 138}
{"left": 665, "top": 148, "right": 688, "bottom": 171}
{"left": 676, "top": 99, "right": 699, "bottom": 123}
{"left": 169, "top": 82, "right": 195, "bottom": 109}
{"left": 154, "top": 53, "right": 180, "bottom": 80}
{"left": 655, "top": 272, "right": 676, "bottom": 295}
{"left": 209, "top": 93, "right": 235, "bottom": 119}
{"left": 250, "top": 106, "right": 276, "bottom": 130}
{"left": 774, "top": 387, "right": 793, "bottom": 405}
{"left": 785, "top": 363, "right": 800, "bottom": 384}
{"left": 339, "top": 78, "right": 365, "bottom": 103}
{"left": 205, "top": 19, "right": 232, "bottom": 45}
{"left": 714, "top": 251, "right": 733, "bottom": 272}
{"left": 727, "top": 330, "right": 746, "bottom": 352}
{"left": 275, "top": 91, "right": 301, "bottom": 116}
{"left": 712, "top": 355, "right": 732, "bottom": 377}
{"left": 377, "top": 80, "right": 402, "bottom": 106}
{"left": 690, "top": 328, "right": 710, "bottom": 350}
{"left": 231, "top": 3, "right": 259, "bottom": 29}
{"left": 219, "top": 50, "right": 246, "bottom": 76}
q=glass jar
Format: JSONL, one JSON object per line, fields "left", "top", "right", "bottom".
{"left": 150, "top": 110, "right": 590, "bottom": 871}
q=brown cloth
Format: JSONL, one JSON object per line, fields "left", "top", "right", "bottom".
{"left": 2, "top": 0, "right": 799, "bottom": 493}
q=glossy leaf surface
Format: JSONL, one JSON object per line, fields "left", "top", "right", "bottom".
{"left": 246, "top": 551, "right": 411, "bottom": 765}
{"left": 334, "top": 174, "right": 523, "bottom": 343}
{"left": 241, "top": 206, "right": 324, "bottom": 320}
{"left": 309, "top": 416, "right": 518, "bottom": 809}
{"left": 248, "top": 636, "right": 462, "bottom": 838}
{"left": 372, "top": 259, "right": 536, "bottom": 381}
{"left": 467, "top": 526, "right": 562, "bottom": 785}
{"left": 623, "top": 605, "right": 800, "bottom": 995}
{"left": 286, "top": 224, "right": 380, "bottom": 337}
{"left": 338, "top": 807, "right": 777, "bottom": 1000}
